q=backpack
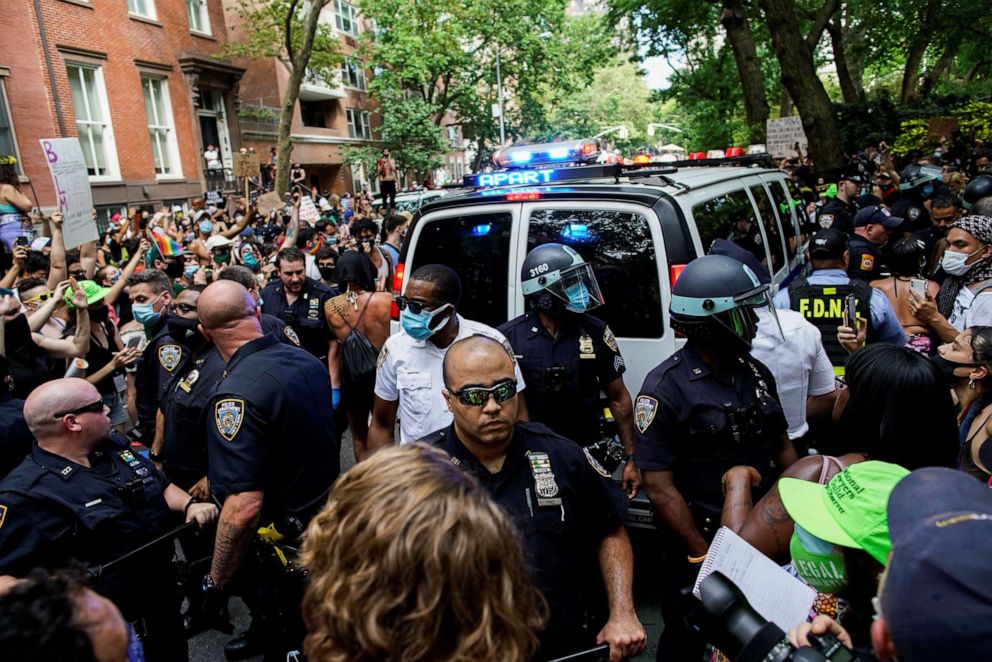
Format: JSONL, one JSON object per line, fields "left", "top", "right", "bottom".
{"left": 340, "top": 294, "right": 378, "bottom": 387}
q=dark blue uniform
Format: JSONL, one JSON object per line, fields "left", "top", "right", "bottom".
{"left": 427, "top": 421, "right": 627, "bottom": 659}
{"left": 891, "top": 194, "right": 929, "bottom": 233}
{"left": 260, "top": 278, "right": 336, "bottom": 362}
{"left": 816, "top": 197, "right": 857, "bottom": 233}
{"left": 498, "top": 310, "right": 625, "bottom": 445}
{"left": 846, "top": 235, "right": 885, "bottom": 282}
{"left": 0, "top": 392, "right": 32, "bottom": 480}
{"left": 135, "top": 320, "right": 185, "bottom": 437}
{"left": 0, "top": 440, "right": 185, "bottom": 660}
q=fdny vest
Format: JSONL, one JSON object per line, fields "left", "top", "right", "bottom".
{"left": 788, "top": 277, "right": 873, "bottom": 373}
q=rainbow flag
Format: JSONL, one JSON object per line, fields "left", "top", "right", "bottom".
{"left": 305, "top": 236, "right": 324, "bottom": 256}
{"left": 151, "top": 227, "right": 182, "bottom": 258}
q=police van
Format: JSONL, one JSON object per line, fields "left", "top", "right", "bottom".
{"left": 392, "top": 140, "right": 810, "bottom": 526}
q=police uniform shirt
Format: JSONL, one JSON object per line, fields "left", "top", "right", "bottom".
{"left": 0, "top": 443, "right": 172, "bottom": 616}
{"left": 0, "top": 393, "right": 32, "bottom": 480}
{"left": 773, "top": 268, "right": 907, "bottom": 345}
{"left": 207, "top": 334, "right": 339, "bottom": 526}
{"left": 846, "top": 235, "right": 885, "bottom": 282}
{"left": 633, "top": 344, "right": 788, "bottom": 517}
{"left": 891, "top": 195, "right": 929, "bottom": 233}
{"left": 135, "top": 320, "right": 185, "bottom": 433}
{"left": 816, "top": 198, "right": 857, "bottom": 234}
{"left": 375, "top": 314, "right": 527, "bottom": 443}
{"left": 260, "top": 277, "right": 335, "bottom": 360}
{"left": 426, "top": 421, "right": 627, "bottom": 646}
{"left": 498, "top": 310, "right": 625, "bottom": 445}
{"left": 261, "top": 312, "right": 303, "bottom": 348}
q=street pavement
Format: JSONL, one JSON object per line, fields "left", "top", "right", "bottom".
{"left": 189, "top": 428, "right": 664, "bottom": 661}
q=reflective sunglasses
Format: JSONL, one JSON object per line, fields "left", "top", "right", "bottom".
{"left": 52, "top": 399, "right": 105, "bottom": 419}
{"left": 448, "top": 379, "right": 517, "bottom": 407}
{"left": 394, "top": 296, "right": 445, "bottom": 316}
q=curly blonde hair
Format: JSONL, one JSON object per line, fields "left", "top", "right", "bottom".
{"left": 301, "top": 443, "right": 546, "bottom": 662}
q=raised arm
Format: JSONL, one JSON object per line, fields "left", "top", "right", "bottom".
{"left": 45, "top": 213, "right": 67, "bottom": 289}
{"left": 104, "top": 238, "right": 150, "bottom": 306}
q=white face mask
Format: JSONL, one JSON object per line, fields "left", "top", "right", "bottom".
{"left": 942, "top": 245, "right": 985, "bottom": 276}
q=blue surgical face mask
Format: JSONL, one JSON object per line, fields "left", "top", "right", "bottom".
{"left": 132, "top": 293, "right": 164, "bottom": 326}
{"left": 400, "top": 304, "right": 452, "bottom": 341}
{"left": 199, "top": 221, "right": 213, "bottom": 235}
{"left": 243, "top": 253, "right": 259, "bottom": 270}
{"left": 564, "top": 281, "right": 593, "bottom": 313}
{"left": 184, "top": 265, "right": 198, "bottom": 278}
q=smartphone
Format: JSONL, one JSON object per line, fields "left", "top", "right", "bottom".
{"left": 910, "top": 278, "right": 927, "bottom": 297}
{"left": 844, "top": 294, "right": 857, "bottom": 329}
{"left": 13, "top": 236, "right": 29, "bottom": 247}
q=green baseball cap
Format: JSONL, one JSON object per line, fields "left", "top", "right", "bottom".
{"left": 64, "top": 280, "right": 111, "bottom": 308}
{"left": 778, "top": 460, "right": 910, "bottom": 565}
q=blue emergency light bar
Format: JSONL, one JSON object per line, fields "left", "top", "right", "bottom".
{"left": 463, "top": 163, "right": 624, "bottom": 188}
{"left": 493, "top": 139, "right": 601, "bottom": 170}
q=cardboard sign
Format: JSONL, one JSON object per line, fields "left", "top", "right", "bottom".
{"left": 205, "top": 189, "right": 224, "bottom": 205}
{"left": 766, "top": 117, "right": 809, "bottom": 159}
{"left": 927, "top": 117, "right": 958, "bottom": 142}
{"left": 233, "top": 153, "right": 260, "bottom": 179}
{"left": 298, "top": 195, "right": 321, "bottom": 224}
{"left": 38, "top": 138, "right": 98, "bottom": 250}
{"left": 255, "top": 191, "right": 285, "bottom": 216}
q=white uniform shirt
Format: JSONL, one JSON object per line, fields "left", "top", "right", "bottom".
{"left": 374, "top": 314, "right": 526, "bottom": 442}
{"left": 751, "top": 308, "right": 836, "bottom": 440}
{"left": 947, "top": 287, "right": 992, "bottom": 332}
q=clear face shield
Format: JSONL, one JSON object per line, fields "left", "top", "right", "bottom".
{"left": 711, "top": 282, "right": 783, "bottom": 347}
{"left": 546, "top": 262, "right": 606, "bottom": 313}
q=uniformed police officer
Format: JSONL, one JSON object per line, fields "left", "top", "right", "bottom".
{"left": 891, "top": 163, "right": 944, "bottom": 232}
{"left": 635, "top": 255, "right": 798, "bottom": 660}
{"left": 424, "top": 335, "right": 646, "bottom": 661}
{"left": 0, "top": 378, "right": 219, "bottom": 662}
{"left": 848, "top": 205, "right": 904, "bottom": 282}
{"left": 128, "top": 269, "right": 180, "bottom": 441}
{"left": 498, "top": 243, "right": 640, "bottom": 497}
{"left": 188, "top": 281, "right": 340, "bottom": 659}
{"left": 816, "top": 170, "right": 862, "bottom": 233}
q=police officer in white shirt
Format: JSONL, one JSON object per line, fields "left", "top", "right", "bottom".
{"left": 366, "top": 265, "right": 527, "bottom": 458}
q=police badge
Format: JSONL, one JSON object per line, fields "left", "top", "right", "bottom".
{"left": 158, "top": 344, "right": 183, "bottom": 372}
{"left": 215, "top": 399, "right": 245, "bottom": 441}
{"left": 579, "top": 333, "right": 595, "bottom": 358}
{"left": 525, "top": 451, "right": 560, "bottom": 499}
{"left": 635, "top": 395, "right": 659, "bottom": 434}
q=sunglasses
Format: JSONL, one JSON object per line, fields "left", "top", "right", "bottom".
{"left": 52, "top": 399, "right": 105, "bottom": 419}
{"left": 448, "top": 379, "right": 517, "bottom": 407}
{"left": 172, "top": 303, "right": 197, "bottom": 314}
{"left": 394, "top": 296, "right": 445, "bottom": 315}
{"left": 25, "top": 291, "right": 54, "bottom": 304}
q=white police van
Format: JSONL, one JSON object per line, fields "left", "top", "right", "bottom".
{"left": 391, "top": 140, "right": 810, "bottom": 527}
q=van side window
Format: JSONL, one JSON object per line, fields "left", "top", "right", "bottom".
{"left": 409, "top": 212, "right": 512, "bottom": 327}
{"left": 526, "top": 209, "right": 663, "bottom": 338}
{"left": 692, "top": 191, "right": 767, "bottom": 267}
{"left": 750, "top": 184, "right": 786, "bottom": 273}
{"left": 766, "top": 180, "right": 799, "bottom": 260}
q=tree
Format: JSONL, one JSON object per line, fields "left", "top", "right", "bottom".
{"left": 223, "top": 0, "right": 343, "bottom": 195}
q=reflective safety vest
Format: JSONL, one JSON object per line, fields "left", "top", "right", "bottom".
{"left": 788, "top": 277, "right": 873, "bottom": 374}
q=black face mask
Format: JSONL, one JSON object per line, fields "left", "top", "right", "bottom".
{"left": 931, "top": 354, "right": 976, "bottom": 385}
{"left": 533, "top": 291, "right": 565, "bottom": 317}
{"left": 88, "top": 305, "right": 109, "bottom": 323}
{"left": 164, "top": 260, "right": 184, "bottom": 279}
{"left": 319, "top": 266, "right": 336, "bottom": 281}
{"left": 167, "top": 315, "right": 204, "bottom": 347}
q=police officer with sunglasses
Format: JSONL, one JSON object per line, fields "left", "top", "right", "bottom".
{"left": 422, "top": 334, "right": 646, "bottom": 662}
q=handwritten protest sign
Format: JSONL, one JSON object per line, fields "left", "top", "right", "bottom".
{"left": 298, "top": 195, "right": 321, "bottom": 224}
{"left": 255, "top": 191, "right": 285, "bottom": 217}
{"left": 39, "top": 138, "right": 98, "bottom": 250}
{"left": 765, "top": 117, "right": 809, "bottom": 159}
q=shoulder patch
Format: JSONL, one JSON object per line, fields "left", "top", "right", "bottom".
{"left": 860, "top": 253, "right": 875, "bottom": 272}
{"left": 502, "top": 338, "right": 517, "bottom": 365}
{"left": 376, "top": 345, "right": 389, "bottom": 369}
{"left": 158, "top": 344, "right": 183, "bottom": 372}
{"left": 635, "top": 395, "right": 659, "bottom": 434}
{"left": 603, "top": 325, "right": 619, "bottom": 353}
{"left": 0, "top": 504, "right": 6, "bottom": 531}
{"left": 818, "top": 213, "right": 834, "bottom": 228}
{"left": 214, "top": 399, "right": 245, "bottom": 442}
{"left": 583, "top": 446, "right": 612, "bottom": 478}
{"left": 907, "top": 207, "right": 921, "bottom": 221}
{"left": 283, "top": 325, "right": 301, "bottom": 347}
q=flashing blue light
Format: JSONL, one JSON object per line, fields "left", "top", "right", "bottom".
{"left": 509, "top": 151, "right": 532, "bottom": 164}
{"left": 475, "top": 169, "right": 555, "bottom": 187}
{"left": 471, "top": 223, "right": 493, "bottom": 237}
{"left": 548, "top": 147, "right": 570, "bottom": 160}
{"left": 562, "top": 223, "right": 589, "bottom": 240}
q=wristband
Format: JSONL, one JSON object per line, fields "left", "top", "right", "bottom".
{"left": 687, "top": 554, "right": 707, "bottom": 564}
{"left": 184, "top": 496, "right": 201, "bottom": 515}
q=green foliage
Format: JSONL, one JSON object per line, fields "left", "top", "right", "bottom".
{"left": 890, "top": 101, "right": 992, "bottom": 157}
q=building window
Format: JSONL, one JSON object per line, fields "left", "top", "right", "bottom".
{"left": 346, "top": 108, "right": 371, "bottom": 139}
{"left": 186, "top": 0, "right": 211, "bottom": 34}
{"left": 66, "top": 63, "right": 119, "bottom": 179}
{"left": 300, "top": 101, "right": 327, "bottom": 129}
{"left": 0, "top": 79, "right": 20, "bottom": 174}
{"left": 341, "top": 59, "right": 366, "bottom": 90}
{"left": 128, "top": 0, "right": 156, "bottom": 19}
{"left": 334, "top": 0, "right": 358, "bottom": 35}
{"left": 141, "top": 76, "right": 181, "bottom": 177}
{"left": 447, "top": 125, "right": 459, "bottom": 147}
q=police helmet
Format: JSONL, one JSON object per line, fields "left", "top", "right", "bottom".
{"left": 898, "top": 164, "right": 943, "bottom": 194}
{"left": 963, "top": 175, "right": 992, "bottom": 210}
{"left": 521, "top": 243, "right": 604, "bottom": 313}
{"left": 670, "top": 254, "right": 769, "bottom": 346}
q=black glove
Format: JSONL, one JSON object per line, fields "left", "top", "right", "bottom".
{"left": 184, "top": 574, "right": 232, "bottom": 637}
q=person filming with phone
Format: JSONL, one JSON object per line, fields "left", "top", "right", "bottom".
{"left": 870, "top": 237, "right": 940, "bottom": 354}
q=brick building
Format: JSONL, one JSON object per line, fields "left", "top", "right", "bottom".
{"left": 0, "top": 0, "right": 244, "bottom": 223}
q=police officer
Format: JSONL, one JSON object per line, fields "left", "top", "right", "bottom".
{"left": 635, "top": 255, "right": 798, "bottom": 660}
{"left": 775, "top": 228, "right": 906, "bottom": 373}
{"left": 260, "top": 246, "right": 337, "bottom": 378}
{"left": 424, "top": 334, "right": 646, "bottom": 661}
{"left": 128, "top": 269, "right": 180, "bottom": 441}
{"left": 0, "top": 378, "right": 219, "bottom": 662}
{"left": 816, "top": 170, "right": 862, "bottom": 233}
{"left": 848, "top": 205, "right": 904, "bottom": 282}
{"left": 188, "top": 281, "right": 340, "bottom": 659}
{"left": 498, "top": 243, "right": 640, "bottom": 496}
{"left": 891, "top": 163, "right": 943, "bottom": 231}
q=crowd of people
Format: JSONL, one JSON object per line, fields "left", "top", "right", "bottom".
{"left": 0, "top": 138, "right": 989, "bottom": 662}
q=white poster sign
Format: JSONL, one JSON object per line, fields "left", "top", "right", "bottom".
{"left": 39, "top": 138, "right": 98, "bottom": 249}
{"left": 298, "top": 195, "right": 321, "bottom": 224}
{"left": 765, "top": 117, "right": 809, "bottom": 159}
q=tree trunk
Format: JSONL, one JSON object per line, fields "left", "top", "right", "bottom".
{"left": 920, "top": 43, "right": 958, "bottom": 97}
{"left": 720, "top": 0, "right": 770, "bottom": 143}
{"left": 779, "top": 88, "right": 793, "bottom": 117}
{"left": 759, "top": 0, "right": 845, "bottom": 172}
{"left": 827, "top": 18, "right": 861, "bottom": 103}
{"left": 803, "top": 0, "right": 838, "bottom": 49}
{"left": 275, "top": 0, "right": 330, "bottom": 197}
{"left": 964, "top": 59, "right": 990, "bottom": 84}
{"left": 900, "top": 0, "right": 940, "bottom": 103}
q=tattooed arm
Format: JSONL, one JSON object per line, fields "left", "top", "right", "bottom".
{"left": 210, "top": 491, "right": 263, "bottom": 588}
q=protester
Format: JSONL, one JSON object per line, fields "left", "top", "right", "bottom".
{"left": 934, "top": 326, "right": 992, "bottom": 482}
{"left": 870, "top": 237, "right": 940, "bottom": 353}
